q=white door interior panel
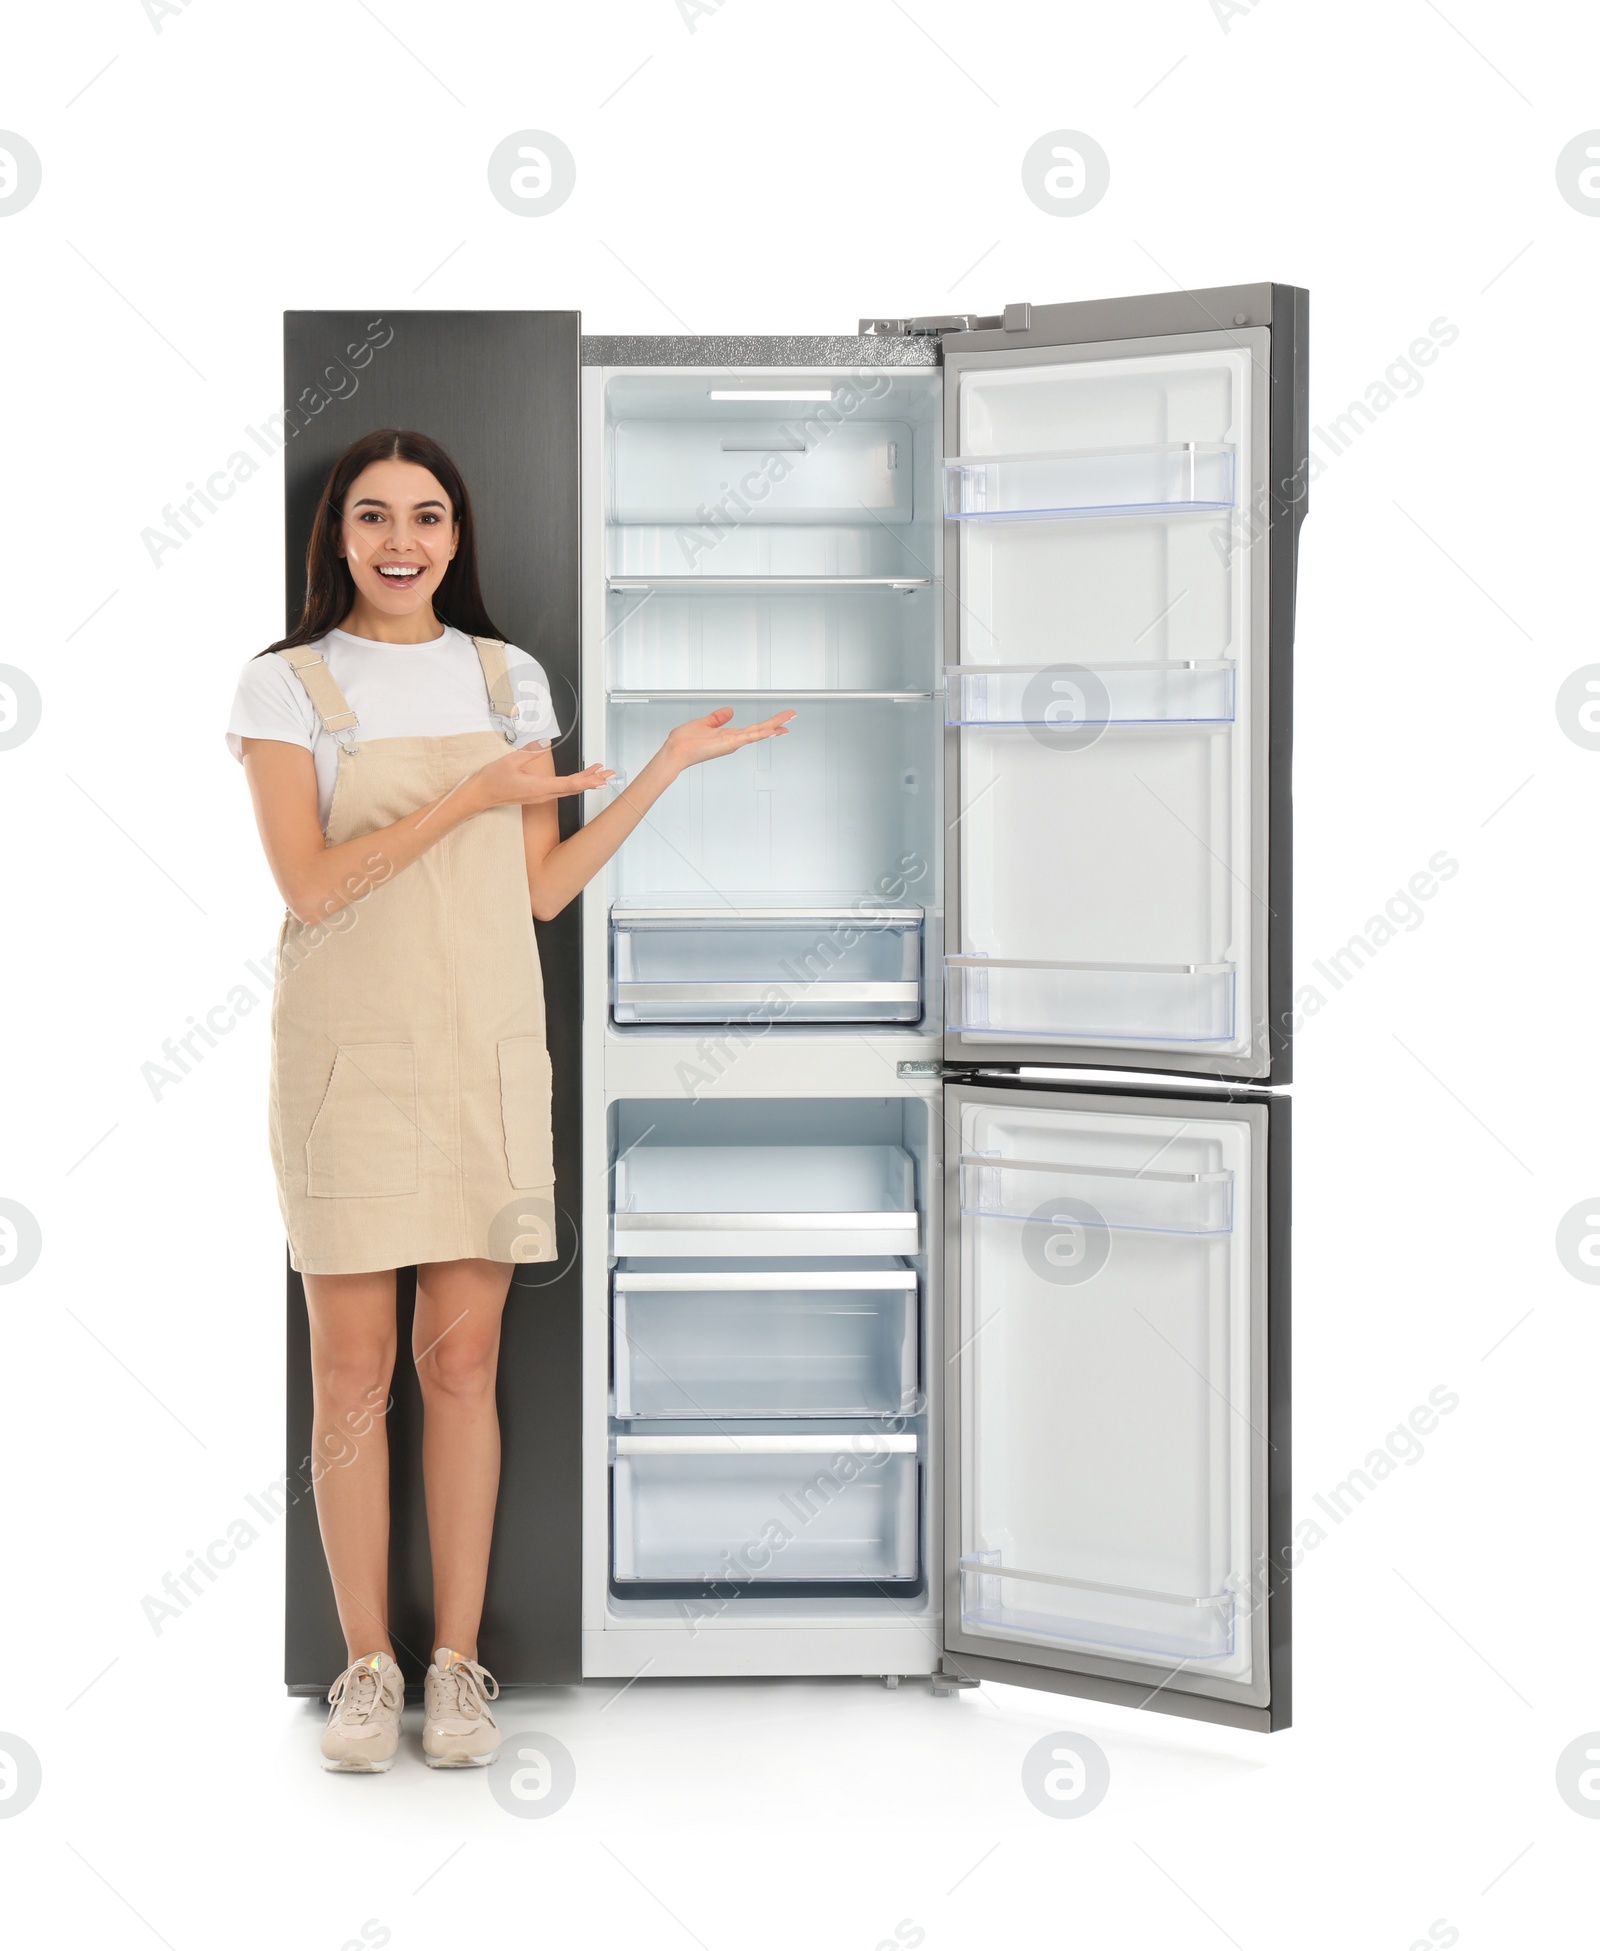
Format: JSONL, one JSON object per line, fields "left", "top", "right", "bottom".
{"left": 943, "top": 336, "right": 1272, "bottom": 1076}
{"left": 944, "top": 1083, "right": 1273, "bottom": 1716}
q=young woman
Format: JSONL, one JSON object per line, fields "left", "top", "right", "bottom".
{"left": 228, "top": 428, "right": 791, "bottom": 1771}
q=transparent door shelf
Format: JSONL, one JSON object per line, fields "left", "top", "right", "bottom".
{"left": 943, "top": 443, "right": 1235, "bottom": 521}
{"left": 612, "top": 1141, "right": 919, "bottom": 1258}
{"left": 946, "top": 957, "right": 1237, "bottom": 1045}
{"left": 611, "top": 908, "right": 924, "bottom": 1027}
{"left": 944, "top": 662, "right": 1235, "bottom": 728}
{"left": 612, "top": 1433, "right": 920, "bottom": 1582}
{"left": 607, "top": 575, "right": 931, "bottom": 594}
{"left": 613, "top": 1260, "right": 918, "bottom": 1418}
{"left": 959, "top": 1557, "right": 1239, "bottom": 1662}
{"left": 960, "top": 1153, "right": 1234, "bottom": 1236}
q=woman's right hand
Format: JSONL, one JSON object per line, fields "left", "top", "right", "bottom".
{"left": 470, "top": 745, "right": 615, "bottom": 809}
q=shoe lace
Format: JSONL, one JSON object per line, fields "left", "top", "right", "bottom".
{"left": 437, "top": 1656, "right": 499, "bottom": 1722}
{"left": 327, "top": 1657, "right": 386, "bottom": 1725}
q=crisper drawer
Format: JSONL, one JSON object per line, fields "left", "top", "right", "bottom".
{"left": 611, "top": 909, "right": 923, "bottom": 1027}
{"left": 612, "top": 1142, "right": 920, "bottom": 1258}
{"left": 613, "top": 1259, "right": 919, "bottom": 1418}
{"left": 611, "top": 1433, "right": 920, "bottom": 1583}
{"left": 612, "top": 419, "right": 915, "bottom": 526}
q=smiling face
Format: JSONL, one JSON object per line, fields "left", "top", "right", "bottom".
{"left": 336, "top": 457, "right": 460, "bottom": 623}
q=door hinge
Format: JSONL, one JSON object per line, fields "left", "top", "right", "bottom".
{"left": 897, "top": 1060, "right": 988, "bottom": 1081}
{"left": 859, "top": 313, "right": 1002, "bottom": 338}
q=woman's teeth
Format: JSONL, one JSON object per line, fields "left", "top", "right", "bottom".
{"left": 378, "top": 564, "right": 423, "bottom": 583}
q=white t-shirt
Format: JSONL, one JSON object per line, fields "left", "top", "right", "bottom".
{"left": 226, "top": 624, "right": 561, "bottom": 833}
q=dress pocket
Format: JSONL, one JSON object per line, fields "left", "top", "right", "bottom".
{"left": 306, "top": 1043, "right": 418, "bottom": 1198}
{"left": 498, "top": 1037, "right": 555, "bottom": 1189}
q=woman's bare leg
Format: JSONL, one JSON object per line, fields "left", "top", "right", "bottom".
{"left": 413, "top": 1256, "right": 514, "bottom": 1659}
{"left": 302, "top": 1268, "right": 398, "bottom": 1666}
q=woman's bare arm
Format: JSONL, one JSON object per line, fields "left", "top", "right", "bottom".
{"left": 240, "top": 737, "right": 610, "bottom": 924}
{"left": 520, "top": 706, "right": 793, "bottom": 922}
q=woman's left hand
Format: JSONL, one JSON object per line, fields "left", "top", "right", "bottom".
{"left": 659, "top": 706, "right": 795, "bottom": 773}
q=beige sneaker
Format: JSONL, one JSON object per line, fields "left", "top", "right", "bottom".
{"left": 422, "top": 1647, "right": 500, "bottom": 1768}
{"left": 320, "top": 1652, "right": 404, "bottom": 1772}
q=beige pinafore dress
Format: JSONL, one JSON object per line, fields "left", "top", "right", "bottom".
{"left": 267, "top": 636, "right": 558, "bottom": 1276}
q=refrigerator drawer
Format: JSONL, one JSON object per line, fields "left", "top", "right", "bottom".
{"left": 611, "top": 909, "right": 924, "bottom": 1027}
{"left": 613, "top": 1260, "right": 919, "bottom": 1419}
{"left": 613, "top": 418, "right": 916, "bottom": 527}
{"left": 942, "top": 442, "right": 1236, "bottom": 521}
{"left": 612, "top": 1141, "right": 920, "bottom": 1258}
{"left": 611, "top": 1434, "right": 920, "bottom": 1583}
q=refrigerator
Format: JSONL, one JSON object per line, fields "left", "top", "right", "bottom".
{"left": 282, "top": 283, "right": 1304, "bottom": 1735}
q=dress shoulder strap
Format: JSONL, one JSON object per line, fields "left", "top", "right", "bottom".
{"left": 276, "top": 646, "right": 358, "bottom": 735}
{"left": 472, "top": 636, "right": 518, "bottom": 727}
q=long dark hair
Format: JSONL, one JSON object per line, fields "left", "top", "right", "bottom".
{"left": 262, "top": 428, "right": 506, "bottom": 654}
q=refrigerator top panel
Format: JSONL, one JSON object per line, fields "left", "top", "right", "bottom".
{"left": 583, "top": 334, "right": 940, "bottom": 369}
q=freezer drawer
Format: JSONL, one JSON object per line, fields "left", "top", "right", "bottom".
{"left": 611, "top": 908, "right": 924, "bottom": 1027}
{"left": 612, "top": 1433, "right": 920, "bottom": 1582}
{"left": 612, "top": 1139, "right": 920, "bottom": 1258}
{"left": 613, "top": 1260, "right": 919, "bottom": 1418}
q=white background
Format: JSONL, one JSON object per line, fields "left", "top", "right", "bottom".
{"left": 2, "top": 1, "right": 1595, "bottom": 1945}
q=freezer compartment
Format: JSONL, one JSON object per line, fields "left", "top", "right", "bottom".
{"left": 613, "top": 1259, "right": 919, "bottom": 1418}
{"left": 604, "top": 577, "right": 932, "bottom": 694}
{"left": 943, "top": 443, "right": 1235, "bottom": 521}
{"left": 603, "top": 367, "right": 942, "bottom": 582}
{"left": 611, "top": 908, "right": 924, "bottom": 1028}
{"left": 609, "top": 1097, "right": 928, "bottom": 1259}
{"left": 944, "top": 662, "right": 1235, "bottom": 729}
{"left": 959, "top": 1153, "right": 1233, "bottom": 1236}
{"left": 605, "top": 695, "right": 938, "bottom": 913}
{"left": 612, "top": 1432, "right": 920, "bottom": 1583}
{"left": 614, "top": 418, "right": 916, "bottom": 526}
{"left": 946, "top": 956, "right": 1236, "bottom": 1046}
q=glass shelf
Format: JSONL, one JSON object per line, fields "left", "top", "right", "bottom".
{"left": 613, "top": 1261, "right": 919, "bottom": 1419}
{"left": 945, "top": 956, "right": 1237, "bottom": 1046}
{"left": 944, "top": 661, "right": 1235, "bottom": 729}
{"left": 612, "top": 1141, "right": 920, "bottom": 1258}
{"left": 612, "top": 1433, "right": 920, "bottom": 1583}
{"left": 609, "top": 689, "right": 933, "bottom": 704}
{"left": 611, "top": 908, "right": 924, "bottom": 1027}
{"left": 959, "top": 1153, "right": 1233, "bottom": 1236}
{"left": 607, "top": 575, "right": 931, "bottom": 594}
{"left": 943, "top": 443, "right": 1235, "bottom": 522}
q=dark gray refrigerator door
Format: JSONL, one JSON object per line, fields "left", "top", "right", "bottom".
{"left": 940, "top": 1076, "right": 1290, "bottom": 1732}
{"left": 280, "top": 310, "right": 583, "bottom": 1692}
{"left": 939, "top": 284, "right": 1306, "bottom": 1083}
